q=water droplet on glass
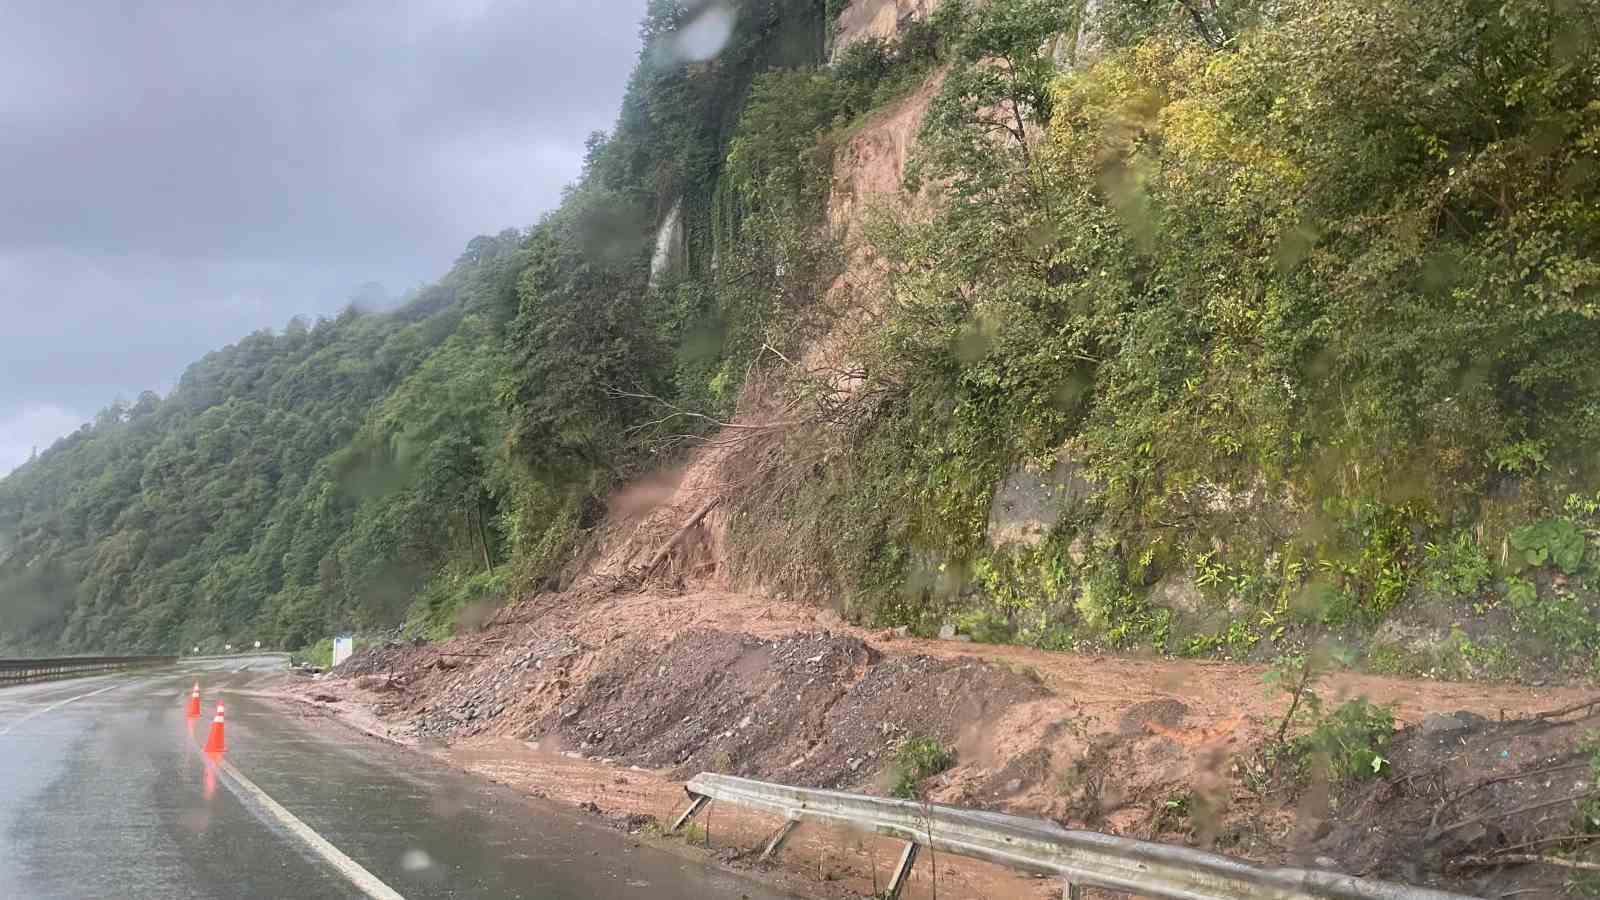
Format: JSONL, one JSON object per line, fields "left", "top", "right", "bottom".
{"left": 669, "top": 3, "right": 734, "bottom": 63}
{"left": 401, "top": 848, "right": 434, "bottom": 871}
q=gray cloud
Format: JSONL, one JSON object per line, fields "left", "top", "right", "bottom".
{"left": 0, "top": 0, "right": 645, "bottom": 472}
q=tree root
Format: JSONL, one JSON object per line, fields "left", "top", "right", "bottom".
{"left": 1456, "top": 852, "right": 1600, "bottom": 872}
{"left": 639, "top": 498, "right": 720, "bottom": 579}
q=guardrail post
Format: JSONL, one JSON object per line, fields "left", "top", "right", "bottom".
{"left": 670, "top": 793, "right": 710, "bottom": 833}
{"left": 1062, "top": 879, "right": 1084, "bottom": 899}
{"left": 759, "top": 817, "right": 800, "bottom": 861}
{"left": 885, "top": 840, "right": 919, "bottom": 900}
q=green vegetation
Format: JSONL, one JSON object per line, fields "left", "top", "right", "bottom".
{"left": 0, "top": 258, "right": 531, "bottom": 654}
{"left": 1442, "top": 628, "right": 1515, "bottom": 681}
{"left": 1510, "top": 519, "right": 1588, "bottom": 575}
{"left": 1295, "top": 698, "right": 1395, "bottom": 782}
{"left": 1507, "top": 576, "right": 1600, "bottom": 653}
{"left": 1421, "top": 533, "right": 1494, "bottom": 598}
{"left": 1263, "top": 651, "right": 1336, "bottom": 744}
{"left": 1366, "top": 627, "right": 1516, "bottom": 681}
{"left": 890, "top": 735, "right": 955, "bottom": 798}
{"left": 291, "top": 638, "right": 336, "bottom": 670}
{"left": 1264, "top": 650, "right": 1393, "bottom": 782}
{"left": 729, "top": 0, "right": 1600, "bottom": 672}
{"left": 5, "top": 0, "right": 1600, "bottom": 679}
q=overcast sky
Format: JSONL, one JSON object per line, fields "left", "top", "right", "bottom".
{"left": 0, "top": 0, "right": 646, "bottom": 475}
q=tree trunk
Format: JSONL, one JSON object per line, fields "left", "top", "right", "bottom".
{"left": 475, "top": 501, "right": 493, "bottom": 574}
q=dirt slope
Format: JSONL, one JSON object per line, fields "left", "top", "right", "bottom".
{"left": 575, "top": 75, "right": 940, "bottom": 598}
{"left": 832, "top": 0, "right": 947, "bottom": 58}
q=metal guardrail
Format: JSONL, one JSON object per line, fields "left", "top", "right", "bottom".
{"left": 0, "top": 655, "right": 177, "bottom": 685}
{"left": 674, "top": 773, "right": 1479, "bottom": 900}
{"left": 184, "top": 652, "right": 290, "bottom": 661}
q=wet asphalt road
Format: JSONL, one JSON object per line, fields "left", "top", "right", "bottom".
{"left": 0, "top": 657, "right": 793, "bottom": 900}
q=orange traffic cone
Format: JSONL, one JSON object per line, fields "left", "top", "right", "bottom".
{"left": 202, "top": 701, "right": 226, "bottom": 753}
{"left": 186, "top": 683, "right": 201, "bottom": 718}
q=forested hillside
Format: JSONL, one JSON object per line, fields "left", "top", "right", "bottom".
{"left": 0, "top": 231, "right": 523, "bottom": 651}
{"left": 0, "top": 0, "right": 836, "bottom": 653}
{"left": 5, "top": 0, "right": 1600, "bottom": 679}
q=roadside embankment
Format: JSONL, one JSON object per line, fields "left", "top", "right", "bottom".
{"left": 267, "top": 584, "right": 1600, "bottom": 898}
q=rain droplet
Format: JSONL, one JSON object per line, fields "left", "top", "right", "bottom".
{"left": 669, "top": 4, "right": 734, "bottom": 63}
{"left": 401, "top": 849, "right": 433, "bottom": 872}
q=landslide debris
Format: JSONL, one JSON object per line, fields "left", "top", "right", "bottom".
{"left": 1305, "top": 701, "right": 1600, "bottom": 898}
{"left": 539, "top": 629, "right": 1048, "bottom": 788}
{"left": 303, "top": 586, "right": 1600, "bottom": 898}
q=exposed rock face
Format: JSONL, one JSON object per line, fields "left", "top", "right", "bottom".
{"left": 834, "top": 0, "right": 1103, "bottom": 70}
{"left": 985, "top": 456, "right": 1097, "bottom": 548}
{"left": 1153, "top": 574, "right": 1203, "bottom": 614}
{"left": 1149, "top": 571, "right": 1244, "bottom": 647}
{"left": 648, "top": 200, "right": 684, "bottom": 286}
{"left": 831, "top": 0, "right": 944, "bottom": 58}
{"left": 1070, "top": 0, "right": 1105, "bottom": 66}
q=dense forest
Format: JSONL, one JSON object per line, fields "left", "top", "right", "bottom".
{"left": 5, "top": 0, "right": 1600, "bottom": 677}
{"left": 0, "top": 0, "right": 836, "bottom": 653}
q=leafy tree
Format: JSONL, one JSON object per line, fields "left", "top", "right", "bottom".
{"left": 502, "top": 188, "right": 665, "bottom": 476}
{"left": 915, "top": 0, "right": 1071, "bottom": 189}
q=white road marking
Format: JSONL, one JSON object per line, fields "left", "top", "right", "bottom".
{"left": 213, "top": 757, "right": 408, "bottom": 900}
{"left": 0, "top": 683, "right": 122, "bottom": 735}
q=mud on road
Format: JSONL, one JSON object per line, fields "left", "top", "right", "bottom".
{"left": 283, "top": 586, "right": 1600, "bottom": 898}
